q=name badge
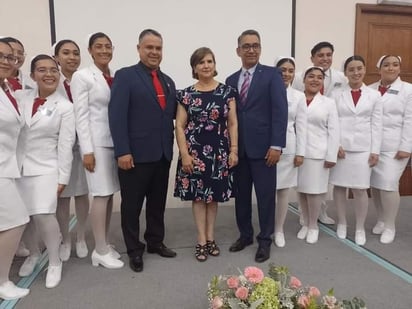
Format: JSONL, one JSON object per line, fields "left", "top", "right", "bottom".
{"left": 334, "top": 82, "right": 342, "bottom": 88}
{"left": 387, "top": 89, "right": 399, "bottom": 95}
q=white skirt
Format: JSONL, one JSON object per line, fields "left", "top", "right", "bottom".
{"left": 370, "top": 152, "right": 409, "bottom": 191}
{"left": 329, "top": 151, "right": 371, "bottom": 189}
{"left": 297, "top": 159, "right": 330, "bottom": 194}
{"left": 0, "top": 178, "right": 30, "bottom": 231}
{"left": 276, "top": 154, "right": 297, "bottom": 189}
{"left": 84, "top": 147, "right": 120, "bottom": 196}
{"left": 16, "top": 173, "right": 58, "bottom": 215}
{"left": 60, "top": 144, "right": 89, "bottom": 197}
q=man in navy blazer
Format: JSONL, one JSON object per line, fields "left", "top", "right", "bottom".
{"left": 225, "top": 29, "right": 288, "bottom": 263}
{"left": 108, "top": 29, "right": 177, "bottom": 273}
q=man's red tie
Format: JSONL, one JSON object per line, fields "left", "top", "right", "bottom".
{"left": 378, "top": 85, "right": 388, "bottom": 96}
{"left": 7, "top": 78, "right": 22, "bottom": 91}
{"left": 351, "top": 89, "right": 361, "bottom": 106}
{"left": 151, "top": 70, "right": 166, "bottom": 110}
{"left": 103, "top": 73, "right": 113, "bottom": 88}
{"left": 63, "top": 80, "right": 73, "bottom": 102}
{"left": 4, "top": 89, "right": 20, "bottom": 114}
{"left": 32, "top": 97, "right": 47, "bottom": 116}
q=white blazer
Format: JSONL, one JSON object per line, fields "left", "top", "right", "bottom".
{"left": 283, "top": 87, "right": 307, "bottom": 156}
{"left": 331, "top": 84, "right": 382, "bottom": 154}
{"left": 304, "top": 93, "right": 340, "bottom": 162}
{"left": 0, "top": 88, "right": 25, "bottom": 178}
{"left": 369, "top": 77, "right": 412, "bottom": 152}
{"left": 15, "top": 89, "right": 75, "bottom": 185}
{"left": 56, "top": 73, "right": 71, "bottom": 101}
{"left": 71, "top": 64, "right": 114, "bottom": 154}
{"left": 293, "top": 68, "right": 347, "bottom": 98}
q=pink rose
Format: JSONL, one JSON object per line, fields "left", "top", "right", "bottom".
{"left": 227, "top": 276, "right": 239, "bottom": 289}
{"left": 297, "top": 295, "right": 310, "bottom": 308}
{"left": 290, "top": 276, "right": 302, "bottom": 289}
{"left": 211, "top": 296, "right": 224, "bottom": 309}
{"left": 309, "top": 286, "right": 321, "bottom": 298}
{"left": 235, "top": 286, "right": 249, "bottom": 300}
{"left": 322, "top": 295, "right": 338, "bottom": 309}
{"left": 244, "top": 266, "right": 264, "bottom": 284}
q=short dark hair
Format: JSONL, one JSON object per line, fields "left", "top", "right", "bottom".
{"left": 343, "top": 55, "right": 365, "bottom": 71}
{"left": 54, "top": 39, "right": 80, "bottom": 56}
{"left": 0, "top": 39, "right": 14, "bottom": 51}
{"left": 303, "top": 66, "right": 325, "bottom": 79}
{"left": 276, "top": 57, "right": 295, "bottom": 68}
{"left": 1, "top": 37, "right": 24, "bottom": 50}
{"left": 88, "top": 32, "right": 112, "bottom": 49}
{"left": 311, "top": 41, "right": 334, "bottom": 56}
{"left": 30, "top": 54, "right": 58, "bottom": 74}
{"left": 237, "top": 29, "right": 260, "bottom": 46}
{"left": 138, "top": 29, "right": 162, "bottom": 44}
{"left": 190, "top": 47, "right": 217, "bottom": 79}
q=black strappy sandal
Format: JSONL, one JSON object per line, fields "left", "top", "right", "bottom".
{"left": 206, "top": 240, "right": 220, "bottom": 256}
{"left": 195, "top": 244, "right": 208, "bottom": 262}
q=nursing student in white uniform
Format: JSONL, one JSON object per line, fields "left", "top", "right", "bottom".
{"left": 53, "top": 40, "right": 90, "bottom": 261}
{"left": 296, "top": 67, "right": 339, "bottom": 244}
{"left": 0, "top": 39, "right": 30, "bottom": 300}
{"left": 369, "top": 55, "right": 412, "bottom": 244}
{"left": 2, "top": 37, "right": 36, "bottom": 91}
{"left": 15, "top": 55, "right": 75, "bottom": 288}
{"left": 71, "top": 32, "right": 122, "bottom": 269}
{"left": 330, "top": 55, "right": 382, "bottom": 246}
{"left": 273, "top": 57, "right": 307, "bottom": 248}
{"left": 293, "top": 41, "right": 346, "bottom": 225}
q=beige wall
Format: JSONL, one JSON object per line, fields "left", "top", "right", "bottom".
{"left": 294, "top": 0, "right": 376, "bottom": 72}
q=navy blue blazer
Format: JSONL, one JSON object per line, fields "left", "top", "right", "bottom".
{"left": 108, "top": 62, "right": 176, "bottom": 163}
{"left": 226, "top": 63, "right": 288, "bottom": 159}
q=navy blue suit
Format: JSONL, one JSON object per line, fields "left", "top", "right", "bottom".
{"left": 226, "top": 63, "right": 288, "bottom": 247}
{"left": 109, "top": 62, "right": 176, "bottom": 257}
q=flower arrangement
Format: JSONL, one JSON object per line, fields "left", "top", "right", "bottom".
{"left": 207, "top": 264, "right": 367, "bottom": 309}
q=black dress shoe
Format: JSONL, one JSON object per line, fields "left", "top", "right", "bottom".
{"left": 147, "top": 244, "right": 177, "bottom": 258}
{"left": 129, "top": 256, "right": 143, "bottom": 272}
{"left": 255, "top": 246, "right": 270, "bottom": 263}
{"left": 229, "top": 238, "right": 253, "bottom": 252}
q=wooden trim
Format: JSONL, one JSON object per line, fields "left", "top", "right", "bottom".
{"left": 357, "top": 3, "right": 412, "bottom": 15}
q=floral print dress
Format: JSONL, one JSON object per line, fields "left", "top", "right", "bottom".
{"left": 174, "top": 83, "right": 236, "bottom": 203}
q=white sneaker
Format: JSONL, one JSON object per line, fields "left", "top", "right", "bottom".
{"left": 15, "top": 242, "right": 30, "bottom": 257}
{"left": 76, "top": 241, "right": 88, "bottom": 258}
{"left": 274, "top": 232, "right": 285, "bottom": 248}
{"left": 18, "top": 255, "right": 41, "bottom": 277}
{"left": 355, "top": 230, "right": 366, "bottom": 245}
{"left": 108, "top": 244, "right": 121, "bottom": 259}
{"left": 336, "top": 224, "right": 347, "bottom": 239}
{"left": 91, "top": 250, "right": 124, "bottom": 269}
{"left": 318, "top": 211, "right": 335, "bottom": 225}
{"left": 380, "top": 229, "right": 395, "bottom": 244}
{"left": 59, "top": 243, "right": 71, "bottom": 262}
{"left": 297, "top": 226, "right": 308, "bottom": 240}
{"left": 0, "top": 281, "right": 29, "bottom": 300}
{"left": 372, "top": 221, "right": 385, "bottom": 235}
{"left": 306, "top": 229, "right": 319, "bottom": 244}
{"left": 45, "top": 262, "right": 62, "bottom": 288}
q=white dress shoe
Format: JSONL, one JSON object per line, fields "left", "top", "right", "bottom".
{"left": 91, "top": 250, "right": 124, "bottom": 269}
{"left": 336, "top": 224, "right": 347, "bottom": 239}
{"left": 355, "top": 230, "right": 366, "bottom": 245}
{"left": 59, "top": 243, "right": 71, "bottom": 262}
{"left": 306, "top": 229, "right": 319, "bottom": 244}
{"left": 15, "top": 242, "right": 30, "bottom": 257}
{"left": 274, "top": 232, "right": 285, "bottom": 247}
{"left": 45, "top": 262, "right": 62, "bottom": 289}
{"left": 380, "top": 228, "right": 395, "bottom": 244}
{"left": 297, "top": 226, "right": 308, "bottom": 240}
{"left": 318, "top": 211, "right": 335, "bottom": 225}
{"left": 0, "top": 281, "right": 29, "bottom": 300}
{"left": 76, "top": 241, "right": 89, "bottom": 258}
{"left": 18, "top": 255, "right": 41, "bottom": 277}
{"left": 372, "top": 221, "right": 385, "bottom": 235}
{"left": 108, "top": 245, "right": 121, "bottom": 259}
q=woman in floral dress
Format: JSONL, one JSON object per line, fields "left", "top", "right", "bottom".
{"left": 175, "top": 47, "right": 238, "bottom": 261}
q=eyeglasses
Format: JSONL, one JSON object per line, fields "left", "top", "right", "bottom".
{"left": 240, "top": 43, "right": 261, "bottom": 51}
{"left": 0, "top": 53, "right": 18, "bottom": 65}
{"left": 35, "top": 67, "right": 60, "bottom": 74}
